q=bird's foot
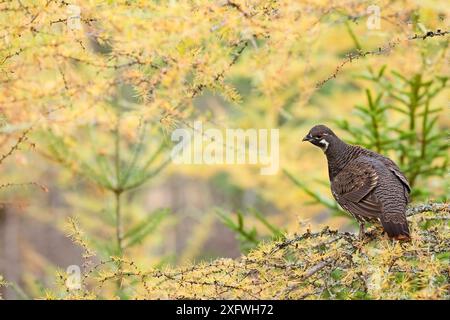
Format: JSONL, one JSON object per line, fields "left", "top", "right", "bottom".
{"left": 358, "top": 223, "right": 365, "bottom": 241}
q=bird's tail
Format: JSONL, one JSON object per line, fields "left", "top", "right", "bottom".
{"left": 380, "top": 217, "right": 411, "bottom": 241}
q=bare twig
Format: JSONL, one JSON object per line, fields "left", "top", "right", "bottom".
{"left": 0, "top": 128, "right": 32, "bottom": 166}
{"left": 316, "top": 29, "right": 449, "bottom": 89}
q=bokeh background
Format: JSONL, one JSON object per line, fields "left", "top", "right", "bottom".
{"left": 0, "top": 0, "right": 448, "bottom": 298}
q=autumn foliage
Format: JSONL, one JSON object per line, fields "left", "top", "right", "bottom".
{"left": 37, "top": 203, "right": 446, "bottom": 300}
{"left": 0, "top": 0, "right": 448, "bottom": 300}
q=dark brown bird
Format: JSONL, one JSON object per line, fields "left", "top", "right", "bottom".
{"left": 303, "top": 124, "right": 411, "bottom": 241}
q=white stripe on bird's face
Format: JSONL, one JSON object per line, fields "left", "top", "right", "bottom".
{"left": 319, "top": 138, "right": 329, "bottom": 152}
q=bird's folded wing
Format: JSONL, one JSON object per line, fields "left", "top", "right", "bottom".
{"left": 332, "top": 158, "right": 382, "bottom": 219}
{"left": 382, "top": 157, "right": 411, "bottom": 195}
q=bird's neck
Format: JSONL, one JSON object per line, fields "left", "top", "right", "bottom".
{"left": 325, "top": 139, "right": 360, "bottom": 180}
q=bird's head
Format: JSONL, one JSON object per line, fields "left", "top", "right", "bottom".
{"left": 302, "top": 125, "right": 337, "bottom": 152}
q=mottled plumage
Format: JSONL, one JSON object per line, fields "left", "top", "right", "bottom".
{"left": 303, "top": 125, "right": 411, "bottom": 240}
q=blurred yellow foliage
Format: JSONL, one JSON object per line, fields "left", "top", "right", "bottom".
{"left": 0, "top": 0, "right": 448, "bottom": 299}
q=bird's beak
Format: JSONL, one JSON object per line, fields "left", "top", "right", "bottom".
{"left": 302, "top": 134, "right": 312, "bottom": 142}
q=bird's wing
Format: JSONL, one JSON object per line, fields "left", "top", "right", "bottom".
{"left": 362, "top": 148, "right": 411, "bottom": 198}
{"left": 332, "top": 157, "right": 382, "bottom": 220}
{"left": 390, "top": 167, "right": 410, "bottom": 192}
{"left": 371, "top": 152, "right": 411, "bottom": 199}
{"left": 384, "top": 159, "right": 411, "bottom": 201}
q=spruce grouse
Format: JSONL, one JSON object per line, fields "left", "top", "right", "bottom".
{"left": 303, "top": 124, "right": 411, "bottom": 241}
